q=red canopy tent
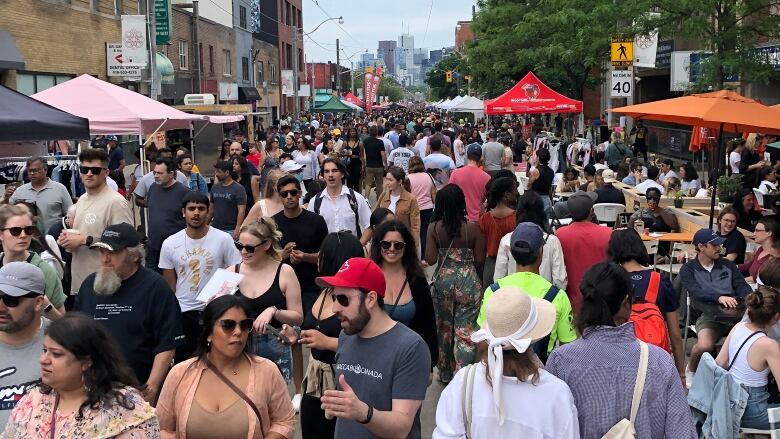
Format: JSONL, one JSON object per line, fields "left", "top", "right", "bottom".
{"left": 342, "top": 92, "right": 365, "bottom": 108}
{"left": 484, "top": 72, "right": 583, "bottom": 115}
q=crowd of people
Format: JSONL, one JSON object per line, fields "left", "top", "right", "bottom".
{"left": 0, "top": 110, "right": 778, "bottom": 439}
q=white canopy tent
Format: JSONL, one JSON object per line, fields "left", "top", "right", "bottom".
{"left": 448, "top": 95, "right": 485, "bottom": 119}
{"left": 439, "top": 96, "right": 465, "bottom": 111}
{"left": 435, "top": 98, "right": 452, "bottom": 109}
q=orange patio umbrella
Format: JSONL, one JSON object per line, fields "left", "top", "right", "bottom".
{"left": 610, "top": 90, "right": 780, "bottom": 227}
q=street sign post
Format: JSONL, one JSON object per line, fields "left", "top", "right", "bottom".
{"left": 611, "top": 35, "right": 633, "bottom": 67}
{"left": 155, "top": 0, "right": 171, "bottom": 45}
{"left": 106, "top": 43, "right": 142, "bottom": 78}
{"left": 610, "top": 70, "right": 633, "bottom": 97}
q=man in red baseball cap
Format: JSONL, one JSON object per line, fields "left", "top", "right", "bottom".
{"left": 317, "top": 257, "right": 431, "bottom": 439}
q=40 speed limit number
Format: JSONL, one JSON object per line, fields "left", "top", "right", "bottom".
{"left": 610, "top": 70, "right": 633, "bottom": 97}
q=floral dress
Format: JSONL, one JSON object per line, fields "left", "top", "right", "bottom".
{"left": 1, "top": 386, "right": 159, "bottom": 439}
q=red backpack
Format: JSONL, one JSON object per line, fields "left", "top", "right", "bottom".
{"left": 629, "top": 271, "right": 671, "bottom": 352}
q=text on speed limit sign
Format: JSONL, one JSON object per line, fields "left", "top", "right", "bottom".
{"left": 610, "top": 70, "right": 633, "bottom": 97}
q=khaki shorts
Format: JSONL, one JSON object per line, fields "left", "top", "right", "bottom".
{"left": 695, "top": 313, "right": 732, "bottom": 340}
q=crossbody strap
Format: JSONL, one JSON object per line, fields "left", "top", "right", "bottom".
{"left": 629, "top": 341, "right": 649, "bottom": 424}
{"left": 460, "top": 364, "right": 478, "bottom": 439}
{"left": 205, "top": 359, "right": 265, "bottom": 437}
{"left": 431, "top": 231, "right": 455, "bottom": 284}
{"left": 727, "top": 330, "right": 766, "bottom": 371}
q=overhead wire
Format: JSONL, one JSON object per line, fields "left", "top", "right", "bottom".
{"left": 421, "top": 0, "right": 434, "bottom": 47}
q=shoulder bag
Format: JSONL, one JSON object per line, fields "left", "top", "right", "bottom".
{"left": 601, "top": 341, "right": 648, "bottom": 439}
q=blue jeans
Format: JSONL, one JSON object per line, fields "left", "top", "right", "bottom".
{"left": 741, "top": 385, "right": 779, "bottom": 429}
{"left": 253, "top": 332, "right": 292, "bottom": 384}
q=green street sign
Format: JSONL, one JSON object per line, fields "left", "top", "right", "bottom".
{"left": 155, "top": 0, "right": 171, "bottom": 45}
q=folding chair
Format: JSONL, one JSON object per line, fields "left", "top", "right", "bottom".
{"left": 593, "top": 203, "right": 626, "bottom": 225}
{"left": 656, "top": 243, "right": 695, "bottom": 281}
{"left": 643, "top": 240, "right": 659, "bottom": 269}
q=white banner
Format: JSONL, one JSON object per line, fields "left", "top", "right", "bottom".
{"left": 219, "top": 82, "right": 239, "bottom": 101}
{"left": 121, "top": 15, "right": 148, "bottom": 66}
{"left": 610, "top": 70, "right": 633, "bottom": 97}
{"left": 633, "top": 13, "right": 660, "bottom": 68}
{"left": 106, "top": 43, "right": 142, "bottom": 77}
{"left": 281, "top": 70, "right": 294, "bottom": 96}
{"left": 670, "top": 51, "right": 694, "bottom": 91}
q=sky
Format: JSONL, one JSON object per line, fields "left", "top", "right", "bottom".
{"left": 301, "top": 0, "right": 476, "bottom": 64}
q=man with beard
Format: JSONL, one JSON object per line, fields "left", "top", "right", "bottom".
{"left": 0, "top": 262, "right": 48, "bottom": 429}
{"left": 318, "top": 257, "right": 430, "bottom": 439}
{"left": 132, "top": 147, "right": 189, "bottom": 208}
{"left": 74, "top": 222, "right": 184, "bottom": 403}
{"left": 160, "top": 191, "right": 241, "bottom": 362}
{"left": 58, "top": 148, "right": 133, "bottom": 294}
{"left": 207, "top": 161, "right": 247, "bottom": 238}
{"left": 144, "top": 158, "right": 190, "bottom": 272}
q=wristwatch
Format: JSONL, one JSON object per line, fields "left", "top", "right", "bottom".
{"left": 43, "top": 303, "right": 53, "bottom": 313}
{"left": 359, "top": 405, "right": 374, "bottom": 424}
{"left": 85, "top": 235, "right": 94, "bottom": 246}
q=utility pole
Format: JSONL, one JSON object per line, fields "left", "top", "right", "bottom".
{"left": 192, "top": 1, "right": 200, "bottom": 93}
{"left": 335, "top": 38, "right": 340, "bottom": 94}
{"left": 147, "top": 0, "right": 159, "bottom": 100}
{"left": 350, "top": 61, "right": 354, "bottom": 93}
{"left": 292, "top": 25, "right": 299, "bottom": 119}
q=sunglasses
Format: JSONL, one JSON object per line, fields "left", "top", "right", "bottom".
{"left": 380, "top": 240, "right": 406, "bottom": 251}
{"left": 646, "top": 196, "right": 660, "bottom": 201}
{"left": 79, "top": 166, "right": 106, "bottom": 175}
{"left": 331, "top": 292, "right": 364, "bottom": 307}
{"left": 0, "top": 292, "right": 39, "bottom": 308}
{"left": 217, "top": 318, "right": 253, "bottom": 332}
{"left": 234, "top": 240, "right": 267, "bottom": 253}
{"left": 279, "top": 189, "right": 299, "bottom": 198}
{"left": 2, "top": 226, "right": 36, "bottom": 237}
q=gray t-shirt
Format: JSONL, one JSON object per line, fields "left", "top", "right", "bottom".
{"left": 147, "top": 181, "right": 190, "bottom": 250}
{"left": 334, "top": 322, "right": 430, "bottom": 439}
{"left": 210, "top": 182, "right": 247, "bottom": 231}
{"left": 0, "top": 319, "right": 48, "bottom": 429}
{"left": 10, "top": 179, "right": 73, "bottom": 231}
{"left": 482, "top": 141, "right": 504, "bottom": 171}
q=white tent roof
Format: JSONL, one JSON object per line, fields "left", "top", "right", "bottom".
{"left": 449, "top": 96, "right": 485, "bottom": 112}
{"left": 440, "top": 95, "right": 466, "bottom": 110}
{"left": 435, "top": 98, "right": 451, "bottom": 109}
{"left": 340, "top": 99, "right": 364, "bottom": 112}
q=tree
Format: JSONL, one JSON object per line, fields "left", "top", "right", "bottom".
{"left": 648, "top": 0, "right": 780, "bottom": 90}
{"left": 351, "top": 74, "right": 404, "bottom": 102}
{"left": 425, "top": 53, "right": 468, "bottom": 100}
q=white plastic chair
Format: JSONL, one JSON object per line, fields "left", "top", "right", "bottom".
{"left": 737, "top": 392, "right": 780, "bottom": 438}
{"left": 754, "top": 188, "right": 765, "bottom": 209}
{"left": 593, "top": 203, "right": 626, "bottom": 224}
{"left": 643, "top": 240, "right": 659, "bottom": 269}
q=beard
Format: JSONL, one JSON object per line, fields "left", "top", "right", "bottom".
{"left": 342, "top": 301, "right": 371, "bottom": 336}
{"left": 0, "top": 303, "right": 35, "bottom": 333}
{"left": 94, "top": 268, "right": 122, "bottom": 296}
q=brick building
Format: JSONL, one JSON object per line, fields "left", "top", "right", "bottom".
{"left": 254, "top": 38, "right": 280, "bottom": 120}
{"left": 455, "top": 21, "right": 473, "bottom": 51}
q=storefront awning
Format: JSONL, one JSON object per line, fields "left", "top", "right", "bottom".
{"left": 156, "top": 52, "right": 175, "bottom": 85}
{"left": 0, "top": 30, "right": 25, "bottom": 70}
{"left": 239, "top": 86, "right": 260, "bottom": 102}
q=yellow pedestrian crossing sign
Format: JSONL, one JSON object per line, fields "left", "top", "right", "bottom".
{"left": 611, "top": 35, "right": 633, "bottom": 67}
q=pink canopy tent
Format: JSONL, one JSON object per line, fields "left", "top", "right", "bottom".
{"left": 32, "top": 74, "right": 241, "bottom": 134}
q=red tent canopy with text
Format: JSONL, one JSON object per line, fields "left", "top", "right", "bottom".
{"left": 484, "top": 72, "right": 583, "bottom": 115}
{"left": 342, "top": 92, "right": 365, "bottom": 108}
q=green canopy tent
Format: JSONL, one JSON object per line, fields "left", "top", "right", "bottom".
{"left": 313, "top": 95, "right": 357, "bottom": 113}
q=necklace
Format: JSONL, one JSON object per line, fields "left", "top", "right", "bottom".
{"left": 207, "top": 353, "right": 239, "bottom": 375}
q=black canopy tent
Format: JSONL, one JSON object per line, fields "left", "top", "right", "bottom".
{"left": 0, "top": 84, "right": 89, "bottom": 141}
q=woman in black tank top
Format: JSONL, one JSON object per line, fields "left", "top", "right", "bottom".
{"left": 529, "top": 147, "right": 555, "bottom": 216}
{"left": 229, "top": 218, "right": 303, "bottom": 384}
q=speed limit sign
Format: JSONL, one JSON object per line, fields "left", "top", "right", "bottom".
{"left": 610, "top": 70, "right": 633, "bottom": 97}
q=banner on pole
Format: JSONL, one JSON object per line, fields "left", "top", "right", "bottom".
{"left": 281, "top": 70, "right": 294, "bottom": 95}
{"left": 364, "top": 72, "right": 375, "bottom": 113}
{"left": 121, "top": 15, "right": 148, "bottom": 66}
{"left": 372, "top": 75, "right": 380, "bottom": 103}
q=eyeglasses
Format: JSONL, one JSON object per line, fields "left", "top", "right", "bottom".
{"left": 1, "top": 226, "right": 36, "bottom": 237}
{"left": 380, "top": 240, "right": 406, "bottom": 251}
{"left": 330, "top": 291, "right": 364, "bottom": 307}
{"left": 27, "top": 167, "right": 45, "bottom": 174}
{"left": 755, "top": 227, "right": 767, "bottom": 233}
{"left": 646, "top": 196, "right": 661, "bottom": 202}
{"left": 217, "top": 318, "right": 253, "bottom": 332}
{"left": 0, "top": 292, "right": 38, "bottom": 308}
{"left": 234, "top": 240, "right": 267, "bottom": 253}
{"left": 279, "top": 189, "right": 299, "bottom": 198}
{"left": 79, "top": 166, "right": 106, "bottom": 175}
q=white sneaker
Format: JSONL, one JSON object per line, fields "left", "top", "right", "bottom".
{"left": 291, "top": 393, "right": 302, "bottom": 413}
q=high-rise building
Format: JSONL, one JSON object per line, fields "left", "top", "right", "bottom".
{"left": 429, "top": 49, "right": 443, "bottom": 64}
{"left": 377, "top": 40, "right": 396, "bottom": 75}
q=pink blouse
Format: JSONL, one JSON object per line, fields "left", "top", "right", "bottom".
{"left": 408, "top": 172, "right": 435, "bottom": 210}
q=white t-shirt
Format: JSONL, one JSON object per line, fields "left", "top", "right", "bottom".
{"left": 415, "top": 137, "right": 429, "bottom": 159}
{"left": 730, "top": 151, "right": 742, "bottom": 174}
{"left": 388, "top": 194, "right": 401, "bottom": 213}
{"left": 634, "top": 179, "right": 666, "bottom": 195}
{"left": 759, "top": 180, "right": 777, "bottom": 194}
{"left": 388, "top": 147, "right": 416, "bottom": 174}
{"left": 454, "top": 139, "right": 466, "bottom": 167}
{"left": 159, "top": 227, "right": 242, "bottom": 312}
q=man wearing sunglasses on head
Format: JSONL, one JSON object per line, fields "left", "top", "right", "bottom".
{"left": 0, "top": 262, "right": 49, "bottom": 430}
{"left": 318, "top": 257, "right": 431, "bottom": 439}
{"left": 58, "top": 148, "right": 132, "bottom": 295}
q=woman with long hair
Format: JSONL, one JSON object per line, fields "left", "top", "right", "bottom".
{"left": 546, "top": 262, "right": 697, "bottom": 438}
{"left": 3, "top": 313, "right": 159, "bottom": 438}
{"left": 741, "top": 134, "right": 767, "bottom": 188}
{"left": 370, "top": 220, "right": 438, "bottom": 373}
{"left": 467, "top": 128, "right": 483, "bottom": 145}
{"left": 228, "top": 219, "right": 303, "bottom": 384}
{"left": 758, "top": 166, "right": 778, "bottom": 195}
{"left": 279, "top": 231, "right": 365, "bottom": 438}
{"left": 493, "top": 190, "right": 567, "bottom": 288}
{"left": 243, "top": 168, "right": 286, "bottom": 227}
{"left": 407, "top": 156, "right": 436, "bottom": 257}
{"left": 231, "top": 155, "right": 260, "bottom": 207}
{"left": 424, "top": 184, "right": 485, "bottom": 384}
{"left": 608, "top": 229, "right": 685, "bottom": 382}
{"left": 291, "top": 137, "right": 318, "bottom": 188}
{"left": 342, "top": 127, "right": 364, "bottom": 191}
{"left": 739, "top": 216, "right": 780, "bottom": 283}
{"left": 375, "top": 166, "right": 421, "bottom": 248}
{"left": 156, "top": 295, "right": 295, "bottom": 438}
{"left": 714, "top": 286, "right": 780, "bottom": 430}
{"left": 679, "top": 162, "right": 701, "bottom": 195}
{"left": 729, "top": 138, "right": 746, "bottom": 175}
{"left": 219, "top": 139, "right": 232, "bottom": 161}
{"left": 717, "top": 206, "right": 747, "bottom": 263}
{"left": 479, "top": 177, "right": 518, "bottom": 287}
{"left": 733, "top": 187, "right": 764, "bottom": 232}
{"left": 433, "top": 287, "right": 579, "bottom": 438}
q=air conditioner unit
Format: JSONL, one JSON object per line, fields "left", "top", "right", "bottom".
{"left": 184, "top": 94, "right": 216, "bottom": 105}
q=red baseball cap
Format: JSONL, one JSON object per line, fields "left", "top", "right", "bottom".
{"left": 315, "top": 257, "right": 387, "bottom": 297}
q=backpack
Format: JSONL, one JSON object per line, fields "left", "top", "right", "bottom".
{"left": 313, "top": 188, "right": 361, "bottom": 236}
{"left": 488, "top": 282, "right": 560, "bottom": 363}
{"left": 629, "top": 271, "right": 671, "bottom": 352}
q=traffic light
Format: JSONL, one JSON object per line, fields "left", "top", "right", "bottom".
{"left": 445, "top": 71, "right": 453, "bottom": 82}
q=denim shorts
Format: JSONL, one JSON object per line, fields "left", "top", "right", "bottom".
{"left": 741, "top": 384, "right": 780, "bottom": 429}
{"left": 253, "top": 332, "right": 292, "bottom": 384}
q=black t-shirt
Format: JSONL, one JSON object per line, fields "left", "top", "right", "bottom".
{"left": 108, "top": 146, "right": 124, "bottom": 171}
{"left": 628, "top": 269, "right": 679, "bottom": 313}
{"left": 363, "top": 137, "right": 386, "bottom": 168}
{"left": 721, "top": 229, "right": 747, "bottom": 264}
{"left": 595, "top": 185, "right": 626, "bottom": 205}
{"left": 74, "top": 267, "right": 184, "bottom": 382}
{"left": 273, "top": 210, "right": 329, "bottom": 294}
{"left": 147, "top": 181, "right": 190, "bottom": 250}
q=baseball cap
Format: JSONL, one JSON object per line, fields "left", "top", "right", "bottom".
{"left": 467, "top": 143, "right": 482, "bottom": 157}
{"left": 693, "top": 228, "right": 727, "bottom": 246}
{"left": 280, "top": 161, "right": 304, "bottom": 173}
{"left": 602, "top": 169, "right": 618, "bottom": 184}
{"left": 316, "top": 257, "right": 387, "bottom": 297}
{"left": 510, "top": 222, "right": 545, "bottom": 254}
{"left": 90, "top": 223, "right": 141, "bottom": 252}
{"left": 214, "top": 161, "right": 232, "bottom": 171}
{"left": 332, "top": 128, "right": 341, "bottom": 136}
{"left": 0, "top": 262, "right": 45, "bottom": 297}
{"left": 566, "top": 190, "right": 598, "bottom": 220}
{"left": 106, "top": 135, "right": 118, "bottom": 142}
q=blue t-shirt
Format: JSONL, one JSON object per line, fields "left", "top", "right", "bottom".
{"left": 423, "top": 153, "right": 455, "bottom": 172}
{"left": 628, "top": 269, "right": 679, "bottom": 313}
